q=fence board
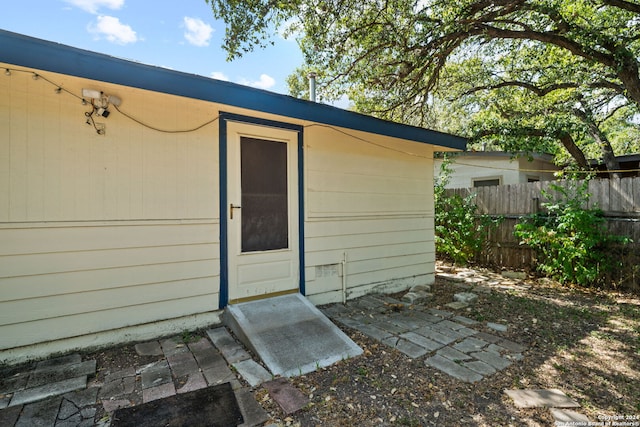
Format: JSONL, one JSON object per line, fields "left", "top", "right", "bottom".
{"left": 443, "top": 177, "right": 639, "bottom": 292}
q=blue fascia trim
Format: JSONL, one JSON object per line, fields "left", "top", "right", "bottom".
{"left": 0, "top": 30, "right": 466, "bottom": 151}
{"left": 218, "top": 118, "right": 229, "bottom": 309}
{"left": 218, "top": 112, "right": 306, "bottom": 307}
{"left": 297, "top": 130, "right": 306, "bottom": 296}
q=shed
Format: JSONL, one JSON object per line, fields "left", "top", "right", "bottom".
{"left": 0, "top": 30, "right": 465, "bottom": 363}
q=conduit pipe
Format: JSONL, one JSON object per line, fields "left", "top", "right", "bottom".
{"left": 342, "top": 251, "right": 348, "bottom": 304}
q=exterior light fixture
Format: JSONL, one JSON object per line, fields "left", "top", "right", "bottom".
{"left": 82, "top": 88, "right": 101, "bottom": 99}
{"left": 81, "top": 88, "right": 123, "bottom": 119}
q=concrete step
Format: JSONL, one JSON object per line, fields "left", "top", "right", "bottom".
{"left": 223, "top": 293, "right": 362, "bottom": 377}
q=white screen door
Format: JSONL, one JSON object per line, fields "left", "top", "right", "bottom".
{"left": 227, "top": 122, "right": 299, "bottom": 303}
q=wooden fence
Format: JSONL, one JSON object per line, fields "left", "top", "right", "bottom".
{"left": 444, "top": 177, "right": 640, "bottom": 291}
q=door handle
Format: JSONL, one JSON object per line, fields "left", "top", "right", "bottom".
{"left": 230, "top": 203, "right": 242, "bottom": 219}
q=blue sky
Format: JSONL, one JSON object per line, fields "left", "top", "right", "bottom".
{"left": 0, "top": 0, "right": 304, "bottom": 94}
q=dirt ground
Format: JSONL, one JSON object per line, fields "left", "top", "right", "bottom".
{"left": 89, "top": 263, "right": 640, "bottom": 426}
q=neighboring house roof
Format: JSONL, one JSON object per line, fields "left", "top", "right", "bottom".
{"left": 436, "top": 151, "right": 555, "bottom": 162}
{"left": 0, "top": 30, "right": 466, "bottom": 151}
{"left": 589, "top": 153, "right": 640, "bottom": 177}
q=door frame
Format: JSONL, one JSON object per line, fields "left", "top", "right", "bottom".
{"left": 219, "top": 112, "right": 305, "bottom": 308}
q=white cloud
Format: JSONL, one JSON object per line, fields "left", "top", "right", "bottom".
{"left": 183, "top": 17, "right": 213, "bottom": 47}
{"left": 211, "top": 71, "right": 230, "bottom": 81}
{"left": 88, "top": 15, "right": 138, "bottom": 44}
{"left": 241, "top": 74, "right": 276, "bottom": 90}
{"left": 65, "top": 0, "right": 124, "bottom": 14}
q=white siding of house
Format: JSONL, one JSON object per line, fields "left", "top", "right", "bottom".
{"left": 434, "top": 155, "right": 558, "bottom": 189}
{"left": 0, "top": 67, "right": 220, "bottom": 353}
{"left": 303, "top": 126, "right": 435, "bottom": 304}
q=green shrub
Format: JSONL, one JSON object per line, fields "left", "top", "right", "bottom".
{"left": 434, "top": 156, "right": 500, "bottom": 265}
{"left": 514, "top": 180, "right": 630, "bottom": 287}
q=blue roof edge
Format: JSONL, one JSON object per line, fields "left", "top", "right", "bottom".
{"left": 0, "top": 30, "right": 466, "bottom": 151}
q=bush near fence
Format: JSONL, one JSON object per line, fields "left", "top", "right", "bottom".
{"left": 444, "top": 177, "right": 640, "bottom": 292}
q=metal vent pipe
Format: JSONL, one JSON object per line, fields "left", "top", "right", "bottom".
{"left": 307, "top": 72, "right": 317, "bottom": 102}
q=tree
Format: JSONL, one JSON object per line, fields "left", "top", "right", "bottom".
{"left": 206, "top": 0, "right": 640, "bottom": 172}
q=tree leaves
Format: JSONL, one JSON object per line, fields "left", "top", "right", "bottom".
{"left": 207, "top": 0, "right": 640, "bottom": 171}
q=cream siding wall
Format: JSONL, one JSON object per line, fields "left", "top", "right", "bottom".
{"left": 303, "top": 126, "right": 435, "bottom": 305}
{"left": 0, "top": 67, "right": 220, "bottom": 351}
{"left": 1, "top": 62, "right": 443, "bottom": 359}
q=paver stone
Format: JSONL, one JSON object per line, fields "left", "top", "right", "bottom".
{"left": 134, "top": 341, "right": 163, "bottom": 357}
{"left": 263, "top": 378, "right": 309, "bottom": 414}
{"left": 425, "top": 355, "right": 483, "bottom": 383}
{"left": 550, "top": 408, "right": 591, "bottom": 423}
{"left": 504, "top": 389, "right": 581, "bottom": 408}
{"left": 471, "top": 351, "right": 512, "bottom": 370}
{"left": 232, "top": 360, "right": 272, "bottom": 388}
{"left": 15, "top": 396, "right": 61, "bottom": 427}
{"left": 142, "top": 381, "right": 176, "bottom": 403}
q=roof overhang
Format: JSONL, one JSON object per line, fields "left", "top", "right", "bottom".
{"left": 0, "top": 30, "right": 466, "bottom": 151}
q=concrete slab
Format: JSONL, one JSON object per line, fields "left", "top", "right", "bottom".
{"left": 400, "top": 332, "right": 444, "bottom": 352}
{"left": 453, "top": 337, "right": 489, "bottom": 353}
{"left": 471, "top": 350, "right": 512, "bottom": 370}
{"left": 436, "top": 346, "right": 473, "bottom": 362}
{"left": 140, "top": 360, "right": 172, "bottom": 390}
{"left": 142, "top": 381, "right": 176, "bottom": 403}
{"left": 35, "top": 354, "right": 81, "bottom": 371}
{"left": 160, "top": 337, "right": 189, "bottom": 357}
{"left": 0, "top": 405, "right": 22, "bottom": 426}
{"left": 166, "top": 352, "right": 199, "bottom": 379}
{"left": 10, "top": 376, "right": 87, "bottom": 406}
{"left": 446, "top": 301, "right": 469, "bottom": 310}
{"left": 27, "top": 360, "right": 96, "bottom": 388}
{"left": 394, "top": 339, "right": 430, "bottom": 359}
{"left": 487, "top": 322, "right": 508, "bottom": 332}
{"left": 351, "top": 323, "right": 393, "bottom": 342}
{"left": 15, "top": 396, "right": 61, "bottom": 427}
{"left": 176, "top": 372, "right": 207, "bottom": 394}
{"left": 224, "top": 294, "right": 362, "bottom": 377}
{"left": 454, "top": 292, "right": 478, "bottom": 304}
{"left": 263, "top": 378, "right": 309, "bottom": 414}
{"left": 452, "top": 315, "right": 479, "bottom": 325}
{"left": 504, "top": 389, "right": 581, "bottom": 408}
{"left": 232, "top": 359, "right": 272, "bottom": 387}
{"left": 0, "top": 371, "right": 29, "bottom": 395}
{"left": 550, "top": 408, "right": 591, "bottom": 424}
{"left": 134, "top": 341, "right": 163, "bottom": 357}
{"left": 414, "top": 326, "right": 458, "bottom": 345}
{"left": 425, "top": 355, "right": 483, "bottom": 383}
{"left": 463, "top": 360, "right": 496, "bottom": 376}
{"left": 207, "top": 327, "right": 252, "bottom": 364}
{"left": 236, "top": 388, "right": 270, "bottom": 427}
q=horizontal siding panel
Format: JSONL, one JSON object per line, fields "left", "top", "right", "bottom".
{"left": 307, "top": 149, "right": 426, "bottom": 178}
{"left": 0, "top": 243, "right": 218, "bottom": 278}
{"left": 1, "top": 276, "right": 218, "bottom": 325}
{"left": 0, "top": 294, "right": 218, "bottom": 349}
{"left": 0, "top": 222, "right": 218, "bottom": 255}
{"left": 347, "top": 263, "right": 433, "bottom": 288}
{"left": 307, "top": 170, "right": 428, "bottom": 195}
{"left": 305, "top": 229, "right": 430, "bottom": 253}
{"left": 1, "top": 259, "right": 219, "bottom": 301}
{"left": 307, "top": 191, "right": 429, "bottom": 216}
{"left": 307, "top": 241, "right": 434, "bottom": 266}
{"left": 305, "top": 217, "right": 432, "bottom": 237}
{"left": 346, "top": 253, "right": 431, "bottom": 276}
